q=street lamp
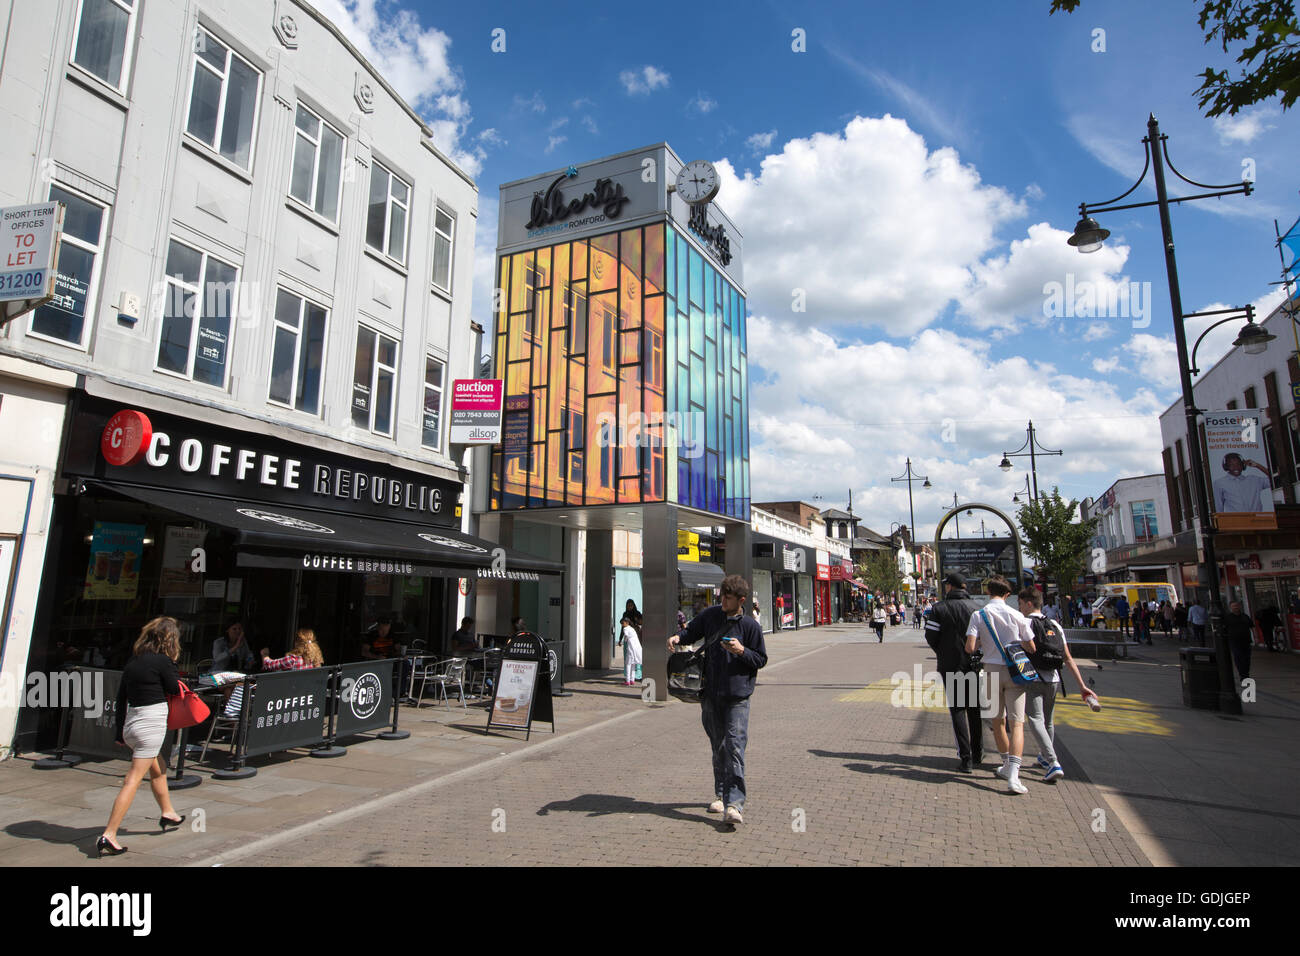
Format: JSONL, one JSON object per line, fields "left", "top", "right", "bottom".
{"left": 1011, "top": 476, "right": 1033, "bottom": 504}
{"left": 1000, "top": 421, "right": 1062, "bottom": 501}
{"left": 890, "top": 458, "right": 930, "bottom": 562}
{"left": 940, "top": 492, "right": 961, "bottom": 539}
{"left": 1069, "top": 113, "right": 1265, "bottom": 715}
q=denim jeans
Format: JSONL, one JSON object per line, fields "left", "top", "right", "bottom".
{"left": 701, "top": 695, "right": 751, "bottom": 810}
{"left": 1023, "top": 680, "right": 1058, "bottom": 765}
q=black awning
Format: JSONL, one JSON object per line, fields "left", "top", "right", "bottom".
{"left": 678, "top": 561, "right": 725, "bottom": 589}
{"left": 91, "top": 482, "right": 565, "bottom": 577}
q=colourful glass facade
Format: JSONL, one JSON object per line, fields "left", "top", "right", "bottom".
{"left": 490, "top": 222, "right": 749, "bottom": 519}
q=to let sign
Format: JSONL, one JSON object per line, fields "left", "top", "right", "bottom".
{"left": 0, "top": 202, "right": 63, "bottom": 314}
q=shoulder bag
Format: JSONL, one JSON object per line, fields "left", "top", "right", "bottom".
{"left": 167, "top": 680, "right": 211, "bottom": 730}
{"left": 977, "top": 609, "right": 1038, "bottom": 685}
{"left": 667, "top": 620, "right": 738, "bottom": 703}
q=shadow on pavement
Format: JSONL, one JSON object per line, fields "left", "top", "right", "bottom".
{"left": 5, "top": 820, "right": 117, "bottom": 858}
{"left": 807, "top": 748, "right": 988, "bottom": 787}
{"left": 536, "top": 793, "right": 717, "bottom": 827}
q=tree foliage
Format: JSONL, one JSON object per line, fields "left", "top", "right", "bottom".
{"left": 1016, "top": 487, "right": 1100, "bottom": 592}
{"left": 1050, "top": 0, "right": 1299, "bottom": 115}
{"left": 857, "top": 549, "right": 905, "bottom": 597}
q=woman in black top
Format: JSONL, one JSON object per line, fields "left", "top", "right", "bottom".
{"left": 97, "top": 616, "right": 186, "bottom": 857}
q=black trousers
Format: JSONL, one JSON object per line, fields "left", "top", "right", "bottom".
{"left": 938, "top": 669, "right": 984, "bottom": 760}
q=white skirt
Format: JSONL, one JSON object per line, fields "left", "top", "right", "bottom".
{"left": 122, "top": 701, "right": 169, "bottom": 760}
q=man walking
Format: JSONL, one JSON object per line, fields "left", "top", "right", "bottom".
{"left": 1188, "top": 598, "right": 1208, "bottom": 644}
{"left": 668, "top": 574, "right": 767, "bottom": 825}
{"left": 964, "top": 575, "right": 1037, "bottom": 794}
{"left": 1223, "top": 600, "right": 1255, "bottom": 683}
{"left": 924, "top": 573, "right": 985, "bottom": 774}
{"left": 1114, "top": 593, "right": 1131, "bottom": 639}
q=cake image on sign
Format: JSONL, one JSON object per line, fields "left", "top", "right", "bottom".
{"left": 350, "top": 673, "right": 383, "bottom": 720}
{"left": 236, "top": 509, "right": 335, "bottom": 534}
{"left": 417, "top": 532, "right": 487, "bottom": 552}
{"left": 499, "top": 696, "right": 517, "bottom": 712}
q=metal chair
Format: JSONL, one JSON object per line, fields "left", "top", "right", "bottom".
{"left": 422, "top": 657, "right": 467, "bottom": 709}
{"left": 410, "top": 655, "right": 444, "bottom": 705}
{"left": 198, "top": 682, "right": 246, "bottom": 765}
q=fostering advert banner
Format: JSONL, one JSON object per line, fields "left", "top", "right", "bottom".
{"left": 1204, "top": 410, "right": 1277, "bottom": 531}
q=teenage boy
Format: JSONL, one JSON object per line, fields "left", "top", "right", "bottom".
{"left": 965, "top": 575, "right": 1036, "bottom": 794}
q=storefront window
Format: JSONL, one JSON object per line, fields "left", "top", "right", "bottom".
{"left": 796, "top": 575, "right": 813, "bottom": 627}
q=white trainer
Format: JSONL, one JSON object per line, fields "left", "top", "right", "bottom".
{"left": 724, "top": 805, "right": 744, "bottom": 824}
{"left": 1007, "top": 779, "right": 1028, "bottom": 795}
{"left": 707, "top": 799, "right": 724, "bottom": 814}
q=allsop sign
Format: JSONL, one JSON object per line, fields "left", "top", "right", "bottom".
{"left": 449, "top": 379, "right": 504, "bottom": 444}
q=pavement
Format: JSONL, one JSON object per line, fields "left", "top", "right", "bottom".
{"left": 0, "top": 622, "right": 1296, "bottom": 866}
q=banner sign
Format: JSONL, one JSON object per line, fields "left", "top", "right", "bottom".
{"left": 449, "top": 379, "right": 504, "bottom": 444}
{"left": 1204, "top": 410, "right": 1277, "bottom": 531}
{"left": 242, "top": 667, "right": 331, "bottom": 758}
{"left": 936, "top": 538, "right": 1020, "bottom": 597}
{"left": 82, "top": 522, "right": 144, "bottom": 601}
{"left": 333, "top": 659, "right": 397, "bottom": 738}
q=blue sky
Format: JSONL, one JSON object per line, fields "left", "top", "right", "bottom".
{"left": 318, "top": 0, "right": 1299, "bottom": 541}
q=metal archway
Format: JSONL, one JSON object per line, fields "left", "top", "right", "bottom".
{"left": 933, "top": 502, "right": 1025, "bottom": 598}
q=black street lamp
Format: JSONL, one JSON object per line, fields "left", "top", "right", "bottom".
{"left": 1069, "top": 113, "right": 1267, "bottom": 715}
{"left": 890, "top": 458, "right": 930, "bottom": 567}
{"left": 999, "top": 421, "right": 1062, "bottom": 501}
{"left": 1011, "top": 476, "right": 1034, "bottom": 504}
{"left": 941, "top": 492, "right": 961, "bottom": 539}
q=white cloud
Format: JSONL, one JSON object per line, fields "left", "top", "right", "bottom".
{"left": 571, "top": 97, "right": 595, "bottom": 110}
{"left": 1092, "top": 356, "right": 1121, "bottom": 374}
{"left": 620, "top": 65, "right": 670, "bottom": 95}
{"left": 471, "top": 197, "right": 499, "bottom": 353}
{"left": 689, "top": 93, "right": 718, "bottom": 114}
{"left": 1024, "top": 183, "right": 1045, "bottom": 202}
{"left": 581, "top": 115, "right": 599, "bottom": 135}
{"left": 745, "top": 316, "right": 1167, "bottom": 538}
{"left": 1083, "top": 322, "right": 1113, "bottom": 342}
{"left": 545, "top": 135, "right": 567, "bottom": 155}
{"left": 514, "top": 91, "right": 546, "bottom": 113}
{"left": 477, "top": 128, "right": 506, "bottom": 148}
{"left": 1213, "top": 109, "right": 1277, "bottom": 145}
{"left": 548, "top": 117, "right": 569, "bottom": 133}
{"left": 745, "top": 130, "right": 777, "bottom": 152}
{"left": 826, "top": 46, "right": 965, "bottom": 146}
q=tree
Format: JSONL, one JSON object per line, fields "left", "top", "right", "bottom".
{"left": 1016, "top": 487, "right": 1100, "bottom": 594}
{"left": 857, "top": 549, "right": 905, "bottom": 597}
{"left": 1050, "top": 0, "right": 1300, "bottom": 116}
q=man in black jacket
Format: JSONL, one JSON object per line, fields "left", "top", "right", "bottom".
{"left": 668, "top": 574, "right": 768, "bottom": 825}
{"left": 924, "top": 573, "right": 985, "bottom": 773}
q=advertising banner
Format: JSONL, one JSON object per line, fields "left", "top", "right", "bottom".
{"left": 158, "top": 526, "right": 205, "bottom": 597}
{"left": 0, "top": 202, "right": 62, "bottom": 317}
{"left": 333, "top": 659, "right": 397, "bottom": 738}
{"left": 489, "top": 659, "right": 537, "bottom": 729}
{"left": 82, "top": 522, "right": 144, "bottom": 601}
{"left": 449, "top": 379, "right": 504, "bottom": 444}
{"left": 242, "top": 667, "right": 330, "bottom": 758}
{"left": 1204, "top": 409, "right": 1277, "bottom": 531}
{"left": 937, "top": 538, "right": 1019, "bottom": 598}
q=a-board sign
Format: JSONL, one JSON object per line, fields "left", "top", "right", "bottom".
{"left": 487, "top": 632, "right": 554, "bottom": 738}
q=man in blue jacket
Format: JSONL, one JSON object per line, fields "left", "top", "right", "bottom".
{"left": 668, "top": 574, "right": 767, "bottom": 825}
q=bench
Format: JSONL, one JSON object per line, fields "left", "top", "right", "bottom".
{"left": 1062, "top": 627, "right": 1138, "bottom": 660}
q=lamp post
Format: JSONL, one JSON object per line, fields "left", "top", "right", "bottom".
{"left": 941, "top": 492, "right": 961, "bottom": 539}
{"left": 999, "top": 421, "right": 1062, "bottom": 502}
{"left": 890, "top": 458, "right": 930, "bottom": 567}
{"left": 1011, "top": 476, "right": 1033, "bottom": 504}
{"left": 1068, "top": 114, "right": 1275, "bottom": 715}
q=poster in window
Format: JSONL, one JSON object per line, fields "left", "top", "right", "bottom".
{"left": 1205, "top": 410, "right": 1277, "bottom": 531}
{"left": 82, "top": 522, "right": 145, "bottom": 601}
{"left": 158, "top": 526, "right": 206, "bottom": 597}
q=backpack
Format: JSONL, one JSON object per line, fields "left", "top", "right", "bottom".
{"left": 1028, "top": 616, "right": 1066, "bottom": 672}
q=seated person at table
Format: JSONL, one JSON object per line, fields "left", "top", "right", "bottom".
{"left": 261, "top": 629, "right": 324, "bottom": 671}
{"left": 212, "top": 620, "right": 256, "bottom": 672}
{"left": 451, "top": 617, "right": 476, "bottom": 654}
{"left": 361, "top": 615, "right": 399, "bottom": 660}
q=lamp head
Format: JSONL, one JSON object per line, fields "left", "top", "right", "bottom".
{"left": 999, "top": 456, "right": 1012, "bottom": 472}
{"left": 922, "top": 478, "right": 932, "bottom": 489}
{"left": 1233, "top": 320, "right": 1275, "bottom": 355}
{"left": 1068, "top": 216, "right": 1109, "bottom": 253}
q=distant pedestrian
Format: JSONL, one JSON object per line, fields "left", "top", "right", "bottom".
{"left": 751, "top": 601, "right": 762, "bottom": 627}
{"left": 871, "top": 604, "right": 887, "bottom": 642}
{"left": 1161, "top": 601, "right": 1175, "bottom": 636}
{"left": 1188, "top": 599, "right": 1208, "bottom": 643}
{"left": 1255, "top": 604, "right": 1282, "bottom": 652}
{"left": 1114, "top": 594, "right": 1131, "bottom": 638}
{"left": 1175, "top": 602, "right": 1189, "bottom": 641}
{"left": 1224, "top": 601, "right": 1254, "bottom": 681}
{"left": 912, "top": 604, "right": 922, "bottom": 629}
{"left": 618, "top": 614, "right": 642, "bottom": 686}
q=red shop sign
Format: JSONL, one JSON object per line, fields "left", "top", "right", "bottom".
{"left": 100, "top": 410, "right": 153, "bottom": 467}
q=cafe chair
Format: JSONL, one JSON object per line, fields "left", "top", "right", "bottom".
{"left": 196, "top": 658, "right": 214, "bottom": 675}
{"left": 198, "top": 690, "right": 244, "bottom": 766}
{"left": 422, "top": 657, "right": 467, "bottom": 710}
{"left": 410, "top": 656, "right": 445, "bottom": 706}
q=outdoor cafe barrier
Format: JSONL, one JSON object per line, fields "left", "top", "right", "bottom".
{"left": 34, "top": 661, "right": 405, "bottom": 783}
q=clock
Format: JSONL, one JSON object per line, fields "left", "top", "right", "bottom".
{"left": 675, "top": 159, "right": 720, "bottom": 205}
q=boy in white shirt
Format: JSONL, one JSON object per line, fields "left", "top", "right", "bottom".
{"left": 964, "top": 575, "right": 1036, "bottom": 794}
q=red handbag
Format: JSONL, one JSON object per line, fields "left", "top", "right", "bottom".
{"left": 167, "top": 681, "right": 211, "bottom": 730}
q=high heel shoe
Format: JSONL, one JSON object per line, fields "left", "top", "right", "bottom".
{"left": 96, "top": 836, "right": 127, "bottom": 857}
{"left": 159, "top": 814, "right": 185, "bottom": 832}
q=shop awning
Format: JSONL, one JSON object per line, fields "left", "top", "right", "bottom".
{"left": 90, "top": 482, "right": 565, "bottom": 578}
{"left": 678, "top": 561, "right": 725, "bottom": 589}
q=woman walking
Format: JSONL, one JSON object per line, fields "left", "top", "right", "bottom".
{"left": 618, "top": 614, "right": 642, "bottom": 685}
{"left": 97, "top": 616, "right": 186, "bottom": 857}
{"left": 871, "top": 603, "right": 887, "bottom": 642}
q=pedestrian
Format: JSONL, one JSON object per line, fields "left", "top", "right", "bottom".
{"left": 1188, "top": 598, "right": 1208, "bottom": 643}
{"left": 1114, "top": 593, "right": 1131, "bottom": 638}
{"left": 751, "top": 600, "right": 762, "bottom": 627}
{"left": 1223, "top": 600, "right": 1255, "bottom": 682}
{"left": 97, "top": 616, "right": 187, "bottom": 857}
{"left": 623, "top": 598, "right": 643, "bottom": 633}
{"left": 618, "top": 613, "right": 642, "bottom": 685}
{"left": 964, "top": 574, "right": 1037, "bottom": 794}
{"left": 1161, "top": 600, "right": 1175, "bottom": 637}
{"left": 871, "top": 602, "right": 887, "bottom": 642}
{"left": 1175, "top": 602, "right": 1189, "bottom": 641}
{"left": 1255, "top": 603, "right": 1282, "bottom": 652}
{"left": 912, "top": 603, "right": 922, "bottom": 629}
{"left": 924, "top": 573, "right": 985, "bottom": 773}
{"left": 666, "top": 574, "right": 768, "bottom": 825}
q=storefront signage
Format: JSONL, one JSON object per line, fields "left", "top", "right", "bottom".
{"left": 449, "top": 379, "right": 504, "bottom": 444}
{"left": 301, "top": 553, "right": 415, "bottom": 575}
{"left": 525, "top": 172, "right": 631, "bottom": 233}
{"left": 688, "top": 204, "right": 733, "bottom": 266}
{"left": 241, "top": 668, "right": 330, "bottom": 759}
{"left": 678, "top": 529, "right": 700, "bottom": 562}
{"left": 159, "top": 525, "right": 205, "bottom": 597}
{"left": 65, "top": 397, "right": 459, "bottom": 527}
{"left": 333, "top": 659, "right": 398, "bottom": 738}
{"left": 0, "top": 202, "right": 62, "bottom": 317}
{"left": 815, "top": 563, "right": 830, "bottom": 581}
{"left": 1236, "top": 551, "right": 1300, "bottom": 575}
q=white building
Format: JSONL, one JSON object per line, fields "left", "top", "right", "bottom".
{"left": 0, "top": 0, "right": 484, "bottom": 754}
{"left": 1081, "top": 474, "right": 1177, "bottom": 590}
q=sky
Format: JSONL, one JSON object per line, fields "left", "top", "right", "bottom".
{"left": 315, "top": 0, "right": 1299, "bottom": 544}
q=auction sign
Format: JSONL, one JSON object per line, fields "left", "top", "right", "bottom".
{"left": 0, "top": 202, "right": 63, "bottom": 322}
{"left": 449, "top": 379, "right": 504, "bottom": 444}
{"left": 1204, "top": 410, "right": 1277, "bottom": 531}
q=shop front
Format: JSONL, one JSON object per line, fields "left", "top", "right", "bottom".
{"left": 1234, "top": 550, "right": 1300, "bottom": 650}
{"left": 16, "top": 394, "right": 562, "bottom": 752}
{"left": 814, "top": 561, "right": 832, "bottom": 625}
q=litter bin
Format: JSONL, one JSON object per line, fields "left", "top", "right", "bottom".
{"left": 1180, "top": 646, "right": 1220, "bottom": 710}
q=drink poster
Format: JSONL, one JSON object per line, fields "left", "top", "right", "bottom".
{"left": 489, "top": 659, "right": 538, "bottom": 729}
{"left": 82, "top": 522, "right": 144, "bottom": 600}
{"left": 158, "top": 526, "right": 206, "bottom": 597}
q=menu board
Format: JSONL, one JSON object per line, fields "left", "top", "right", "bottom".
{"left": 82, "top": 522, "right": 144, "bottom": 601}
{"left": 489, "top": 659, "right": 538, "bottom": 729}
{"left": 159, "top": 526, "right": 206, "bottom": 597}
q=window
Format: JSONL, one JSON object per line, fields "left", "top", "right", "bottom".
{"left": 186, "top": 28, "right": 261, "bottom": 169}
{"left": 1130, "top": 500, "right": 1158, "bottom": 542}
{"left": 432, "top": 208, "right": 454, "bottom": 292}
{"left": 1262, "top": 424, "right": 1282, "bottom": 488}
{"left": 289, "top": 104, "right": 344, "bottom": 222}
{"left": 422, "top": 356, "right": 444, "bottom": 449}
{"left": 30, "top": 186, "right": 107, "bottom": 348}
{"left": 70, "top": 0, "right": 136, "bottom": 91}
{"left": 268, "top": 289, "right": 327, "bottom": 414}
{"left": 524, "top": 261, "right": 545, "bottom": 336}
{"left": 1287, "top": 412, "right": 1300, "bottom": 484}
{"left": 567, "top": 410, "right": 584, "bottom": 484}
{"left": 365, "top": 162, "right": 409, "bottom": 264}
{"left": 352, "top": 326, "right": 398, "bottom": 436}
{"left": 156, "top": 239, "right": 238, "bottom": 387}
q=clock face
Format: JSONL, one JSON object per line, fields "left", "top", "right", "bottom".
{"left": 676, "top": 159, "right": 719, "bottom": 205}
